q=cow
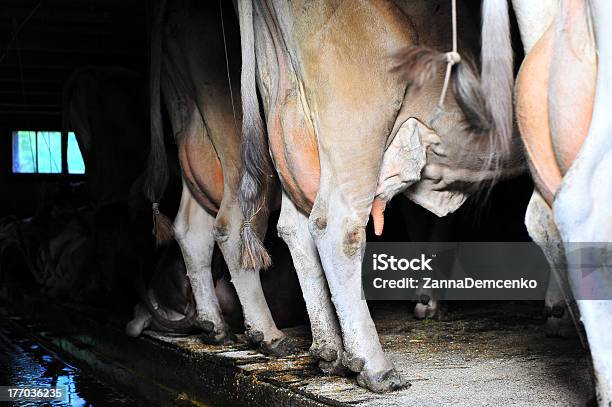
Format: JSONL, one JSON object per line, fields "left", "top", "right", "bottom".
{"left": 507, "top": 0, "right": 612, "bottom": 404}
{"left": 236, "top": 0, "right": 523, "bottom": 392}
{"left": 135, "top": 0, "right": 296, "bottom": 355}
{"left": 403, "top": 0, "right": 612, "bottom": 403}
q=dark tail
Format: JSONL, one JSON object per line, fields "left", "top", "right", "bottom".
{"left": 392, "top": 0, "right": 514, "bottom": 173}
{"left": 237, "top": 0, "right": 272, "bottom": 270}
{"left": 144, "top": 0, "right": 173, "bottom": 245}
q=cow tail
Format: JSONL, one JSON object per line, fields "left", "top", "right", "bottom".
{"left": 452, "top": 0, "right": 514, "bottom": 172}
{"left": 144, "top": 0, "right": 174, "bottom": 246}
{"left": 237, "top": 0, "right": 272, "bottom": 270}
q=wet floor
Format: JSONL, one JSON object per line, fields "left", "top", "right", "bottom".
{"left": 0, "top": 316, "right": 136, "bottom": 407}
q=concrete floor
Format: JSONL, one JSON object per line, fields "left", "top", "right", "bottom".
{"left": 150, "top": 301, "right": 593, "bottom": 406}
{"left": 1, "top": 287, "right": 594, "bottom": 406}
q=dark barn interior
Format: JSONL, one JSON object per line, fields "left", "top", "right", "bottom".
{"left": 0, "top": 1, "right": 593, "bottom": 406}
{"left": 0, "top": 0, "right": 147, "bottom": 218}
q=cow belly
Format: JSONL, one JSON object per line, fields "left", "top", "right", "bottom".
{"left": 179, "top": 136, "right": 224, "bottom": 215}
{"left": 548, "top": 0, "right": 596, "bottom": 174}
{"left": 516, "top": 23, "right": 562, "bottom": 206}
{"left": 268, "top": 90, "right": 320, "bottom": 215}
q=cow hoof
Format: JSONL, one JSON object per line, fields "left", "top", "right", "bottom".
{"left": 211, "top": 335, "right": 235, "bottom": 345}
{"left": 311, "top": 345, "right": 348, "bottom": 375}
{"left": 311, "top": 345, "right": 338, "bottom": 362}
{"left": 318, "top": 358, "right": 349, "bottom": 376}
{"left": 259, "top": 336, "right": 300, "bottom": 357}
{"left": 543, "top": 305, "right": 576, "bottom": 338}
{"left": 245, "top": 329, "right": 265, "bottom": 345}
{"left": 544, "top": 315, "right": 577, "bottom": 338}
{"left": 356, "top": 368, "right": 409, "bottom": 393}
{"left": 414, "top": 300, "right": 438, "bottom": 320}
{"left": 341, "top": 353, "right": 366, "bottom": 373}
{"left": 195, "top": 320, "right": 216, "bottom": 334}
{"left": 201, "top": 328, "right": 236, "bottom": 345}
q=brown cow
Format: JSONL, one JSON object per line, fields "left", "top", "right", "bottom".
{"left": 237, "top": 0, "right": 519, "bottom": 392}
{"left": 128, "top": 0, "right": 295, "bottom": 355}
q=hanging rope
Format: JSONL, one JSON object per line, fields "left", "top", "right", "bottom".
{"left": 431, "top": 0, "right": 461, "bottom": 125}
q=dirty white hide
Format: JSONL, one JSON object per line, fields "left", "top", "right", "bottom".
{"left": 238, "top": 0, "right": 522, "bottom": 392}
{"left": 513, "top": 0, "right": 612, "bottom": 404}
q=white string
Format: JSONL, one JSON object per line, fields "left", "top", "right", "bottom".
{"left": 0, "top": 1, "right": 42, "bottom": 64}
{"left": 219, "top": 0, "right": 238, "bottom": 131}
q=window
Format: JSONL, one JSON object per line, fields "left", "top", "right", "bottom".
{"left": 12, "top": 130, "right": 85, "bottom": 175}
{"left": 66, "top": 132, "right": 86, "bottom": 174}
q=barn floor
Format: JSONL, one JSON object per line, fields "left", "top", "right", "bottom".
{"left": 0, "top": 286, "right": 593, "bottom": 406}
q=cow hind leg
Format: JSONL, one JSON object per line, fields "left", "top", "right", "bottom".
{"left": 214, "top": 199, "right": 297, "bottom": 356}
{"left": 396, "top": 200, "right": 450, "bottom": 320}
{"left": 525, "top": 191, "right": 577, "bottom": 338}
{"left": 544, "top": 272, "right": 576, "bottom": 338}
{"left": 414, "top": 287, "right": 440, "bottom": 320}
{"left": 277, "top": 192, "right": 346, "bottom": 374}
{"left": 309, "top": 185, "right": 407, "bottom": 392}
{"left": 174, "top": 183, "right": 232, "bottom": 343}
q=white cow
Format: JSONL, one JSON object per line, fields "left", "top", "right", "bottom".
{"left": 509, "top": 0, "right": 611, "bottom": 404}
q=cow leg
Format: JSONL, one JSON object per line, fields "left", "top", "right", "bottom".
{"left": 277, "top": 192, "right": 346, "bottom": 374}
{"left": 413, "top": 289, "right": 439, "bottom": 320}
{"left": 213, "top": 199, "right": 295, "bottom": 356}
{"left": 544, "top": 272, "right": 576, "bottom": 338}
{"left": 411, "top": 246, "right": 440, "bottom": 319}
{"left": 575, "top": 301, "right": 612, "bottom": 407}
{"left": 398, "top": 202, "right": 438, "bottom": 319}
{"left": 525, "top": 191, "right": 577, "bottom": 338}
{"left": 551, "top": 1, "right": 612, "bottom": 404}
{"left": 395, "top": 199, "right": 451, "bottom": 320}
{"left": 309, "top": 183, "right": 406, "bottom": 392}
{"left": 174, "top": 182, "right": 232, "bottom": 343}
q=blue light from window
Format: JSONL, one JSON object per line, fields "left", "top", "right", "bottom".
{"left": 12, "top": 131, "right": 37, "bottom": 173}
{"left": 36, "top": 131, "right": 62, "bottom": 174}
{"left": 11, "top": 130, "right": 86, "bottom": 175}
{"left": 67, "top": 132, "right": 85, "bottom": 174}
